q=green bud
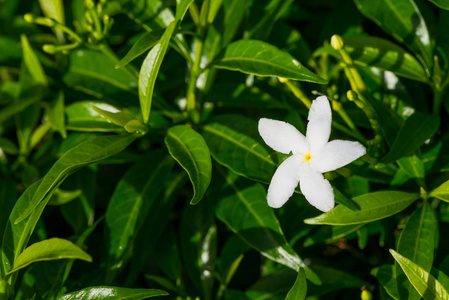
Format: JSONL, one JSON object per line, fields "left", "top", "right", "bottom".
{"left": 347, "top": 90, "right": 359, "bottom": 102}
{"left": 42, "top": 44, "right": 56, "bottom": 54}
{"left": 331, "top": 34, "right": 344, "bottom": 50}
{"left": 332, "top": 100, "right": 342, "bottom": 110}
{"left": 361, "top": 290, "right": 372, "bottom": 300}
{"left": 24, "top": 13, "right": 35, "bottom": 23}
{"left": 85, "top": 0, "right": 95, "bottom": 9}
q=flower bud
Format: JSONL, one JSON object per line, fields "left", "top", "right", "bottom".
{"left": 331, "top": 35, "right": 344, "bottom": 50}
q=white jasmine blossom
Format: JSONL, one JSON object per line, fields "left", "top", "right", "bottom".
{"left": 258, "top": 96, "right": 366, "bottom": 212}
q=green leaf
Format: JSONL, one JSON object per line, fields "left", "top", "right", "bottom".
{"left": 106, "top": 154, "right": 174, "bottom": 272}
{"left": 6, "top": 238, "right": 92, "bottom": 276}
{"left": 381, "top": 112, "right": 440, "bottom": 164}
{"left": 116, "top": 29, "right": 165, "bottom": 69}
{"left": 139, "top": 21, "right": 176, "bottom": 124}
{"left": 215, "top": 171, "right": 320, "bottom": 284}
{"left": 430, "top": 179, "right": 449, "bottom": 202}
{"left": 45, "top": 91, "right": 67, "bottom": 138}
{"left": 48, "top": 189, "right": 82, "bottom": 206}
{"left": 207, "top": 0, "right": 223, "bottom": 23}
{"left": 303, "top": 224, "right": 364, "bottom": 247}
{"left": 285, "top": 268, "right": 307, "bottom": 300}
{"left": 397, "top": 155, "right": 425, "bottom": 183}
{"left": 20, "top": 35, "right": 47, "bottom": 87}
{"left": 210, "top": 39, "right": 326, "bottom": 83}
{"left": 0, "top": 179, "right": 17, "bottom": 249}
{"left": 165, "top": 125, "right": 212, "bottom": 204}
{"left": 396, "top": 201, "right": 438, "bottom": 300}
{"left": 354, "top": 0, "right": 433, "bottom": 68}
{"left": 59, "top": 287, "right": 168, "bottom": 300}
{"left": 176, "top": 0, "right": 194, "bottom": 22}
{"left": 203, "top": 114, "right": 278, "bottom": 183}
{"left": 63, "top": 49, "right": 137, "bottom": 103}
{"left": 66, "top": 101, "right": 124, "bottom": 132}
{"left": 426, "top": 0, "right": 449, "bottom": 10}
{"left": 304, "top": 191, "right": 420, "bottom": 225}
{"left": 390, "top": 249, "right": 449, "bottom": 300}
{"left": 314, "top": 36, "right": 428, "bottom": 82}
{"left": 91, "top": 105, "right": 134, "bottom": 127}
{"left": 371, "top": 265, "right": 400, "bottom": 300}
{"left": 180, "top": 200, "right": 217, "bottom": 299}
{"left": 15, "top": 134, "right": 137, "bottom": 224}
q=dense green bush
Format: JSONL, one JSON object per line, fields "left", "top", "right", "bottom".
{"left": 1, "top": 0, "right": 449, "bottom": 299}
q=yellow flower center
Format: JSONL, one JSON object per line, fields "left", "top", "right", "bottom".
{"left": 303, "top": 152, "right": 312, "bottom": 163}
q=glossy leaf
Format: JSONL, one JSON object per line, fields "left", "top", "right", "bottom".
{"left": 165, "top": 125, "right": 212, "bottom": 204}
{"left": 106, "top": 154, "right": 174, "bottom": 270}
{"left": 91, "top": 105, "right": 134, "bottom": 127}
{"left": 7, "top": 238, "right": 92, "bottom": 276}
{"left": 354, "top": 0, "right": 433, "bottom": 68}
{"left": 430, "top": 179, "right": 449, "bottom": 202}
{"left": 426, "top": 0, "right": 449, "bottom": 10}
{"left": 139, "top": 21, "right": 176, "bottom": 124}
{"left": 116, "top": 29, "right": 164, "bottom": 69}
{"left": 59, "top": 287, "right": 168, "bottom": 300}
{"left": 211, "top": 39, "right": 326, "bottom": 83}
{"left": 381, "top": 112, "right": 440, "bottom": 164}
{"left": 314, "top": 36, "right": 428, "bottom": 82}
{"left": 66, "top": 101, "right": 124, "bottom": 132}
{"left": 20, "top": 35, "right": 47, "bottom": 86}
{"left": 391, "top": 250, "right": 449, "bottom": 300}
{"left": 203, "top": 114, "right": 278, "bottom": 183}
{"left": 304, "top": 191, "right": 420, "bottom": 225}
{"left": 63, "top": 49, "right": 137, "bottom": 103}
{"left": 16, "top": 134, "right": 137, "bottom": 223}
{"left": 285, "top": 268, "right": 307, "bottom": 300}
{"left": 215, "top": 171, "right": 319, "bottom": 284}
{"left": 396, "top": 201, "right": 438, "bottom": 300}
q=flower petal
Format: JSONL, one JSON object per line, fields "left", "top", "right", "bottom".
{"left": 258, "top": 118, "right": 309, "bottom": 154}
{"left": 267, "top": 155, "right": 302, "bottom": 208}
{"left": 299, "top": 164, "right": 334, "bottom": 212}
{"left": 311, "top": 140, "right": 366, "bottom": 173}
{"left": 306, "top": 96, "right": 332, "bottom": 153}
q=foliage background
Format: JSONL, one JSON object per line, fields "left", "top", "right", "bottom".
{"left": 1, "top": 0, "right": 449, "bottom": 299}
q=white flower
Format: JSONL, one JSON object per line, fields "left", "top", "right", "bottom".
{"left": 258, "top": 96, "right": 366, "bottom": 212}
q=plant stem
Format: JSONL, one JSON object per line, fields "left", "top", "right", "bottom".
{"left": 283, "top": 79, "right": 311, "bottom": 108}
{"left": 0, "top": 280, "right": 6, "bottom": 300}
{"left": 433, "top": 87, "right": 444, "bottom": 115}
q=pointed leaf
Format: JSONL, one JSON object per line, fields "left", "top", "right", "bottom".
{"left": 59, "top": 287, "right": 168, "bottom": 300}
{"left": 285, "top": 268, "right": 307, "bottom": 300}
{"left": 354, "top": 0, "right": 433, "bottom": 68}
{"left": 430, "top": 179, "right": 449, "bottom": 202}
{"left": 381, "top": 112, "right": 440, "bottom": 164}
{"left": 139, "top": 21, "right": 176, "bottom": 124}
{"left": 390, "top": 249, "right": 449, "bottom": 300}
{"left": 66, "top": 101, "right": 124, "bottom": 132}
{"left": 304, "top": 191, "right": 420, "bottom": 225}
{"left": 92, "top": 105, "right": 134, "bottom": 127}
{"left": 20, "top": 35, "right": 47, "bottom": 86}
{"left": 211, "top": 39, "right": 326, "bottom": 83}
{"left": 165, "top": 125, "right": 212, "bottom": 204}
{"left": 7, "top": 238, "right": 92, "bottom": 276}
{"left": 396, "top": 201, "right": 438, "bottom": 300}
{"left": 116, "top": 29, "right": 165, "bottom": 69}
{"left": 16, "top": 134, "right": 136, "bottom": 224}
{"left": 215, "top": 171, "right": 320, "bottom": 284}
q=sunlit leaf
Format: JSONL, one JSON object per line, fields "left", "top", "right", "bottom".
{"left": 59, "top": 286, "right": 168, "bottom": 300}
{"left": 304, "top": 191, "right": 420, "bottom": 225}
